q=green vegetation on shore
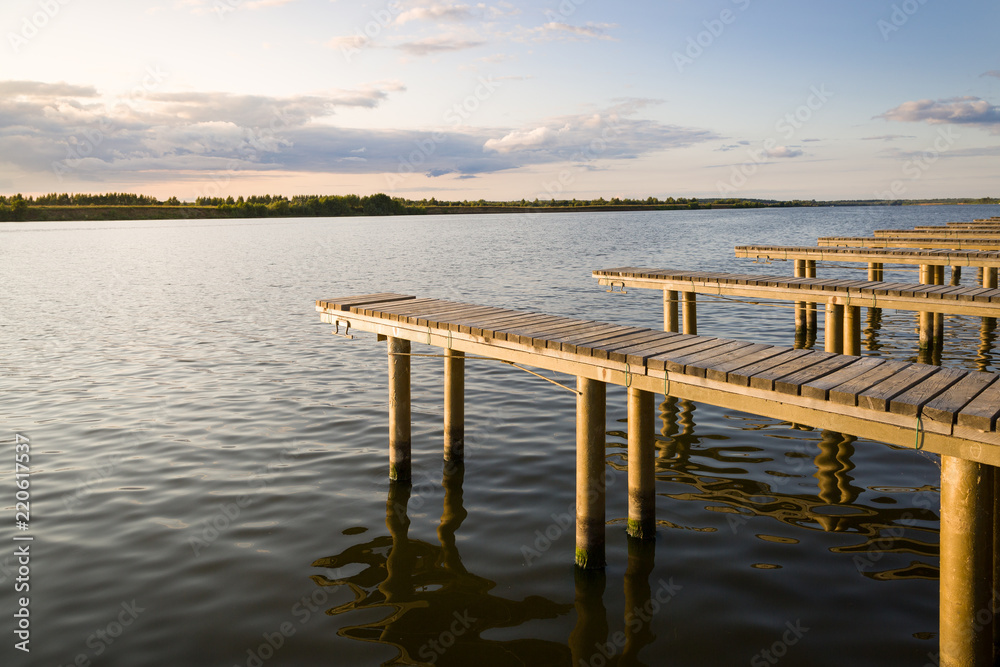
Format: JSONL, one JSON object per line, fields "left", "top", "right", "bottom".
{"left": 0, "top": 192, "right": 996, "bottom": 222}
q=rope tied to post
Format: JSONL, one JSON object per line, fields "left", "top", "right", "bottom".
{"left": 663, "top": 371, "right": 670, "bottom": 398}
{"left": 625, "top": 361, "right": 632, "bottom": 388}
{"left": 914, "top": 415, "right": 924, "bottom": 450}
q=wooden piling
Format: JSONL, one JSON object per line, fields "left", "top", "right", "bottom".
{"left": 939, "top": 455, "right": 993, "bottom": 666}
{"left": 843, "top": 306, "right": 861, "bottom": 356}
{"left": 444, "top": 349, "right": 465, "bottom": 463}
{"left": 806, "top": 260, "right": 818, "bottom": 331}
{"left": 664, "top": 289, "right": 679, "bottom": 333}
{"left": 918, "top": 265, "right": 934, "bottom": 352}
{"left": 388, "top": 337, "right": 412, "bottom": 482}
{"left": 951, "top": 266, "right": 962, "bottom": 286}
{"left": 825, "top": 301, "right": 843, "bottom": 354}
{"left": 576, "top": 377, "right": 607, "bottom": 569}
{"left": 682, "top": 292, "right": 697, "bottom": 335}
{"left": 867, "top": 262, "right": 884, "bottom": 282}
{"left": 985, "top": 267, "right": 999, "bottom": 290}
{"left": 794, "top": 260, "right": 806, "bottom": 336}
{"left": 627, "top": 387, "right": 655, "bottom": 540}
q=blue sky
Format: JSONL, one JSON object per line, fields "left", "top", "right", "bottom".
{"left": 1, "top": 0, "right": 998, "bottom": 200}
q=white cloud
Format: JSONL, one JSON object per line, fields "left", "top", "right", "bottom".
{"left": 527, "top": 21, "right": 617, "bottom": 42}
{"left": 396, "top": 34, "right": 487, "bottom": 55}
{"left": 878, "top": 96, "right": 1000, "bottom": 131}
{"left": 766, "top": 146, "right": 803, "bottom": 158}
{"left": 861, "top": 134, "right": 915, "bottom": 141}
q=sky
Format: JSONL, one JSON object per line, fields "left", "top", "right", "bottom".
{"left": 1, "top": 0, "right": 998, "bottom": 201}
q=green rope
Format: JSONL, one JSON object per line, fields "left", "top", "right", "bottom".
{"left": 915, "top": 416, "right": 924, "bottom": 450}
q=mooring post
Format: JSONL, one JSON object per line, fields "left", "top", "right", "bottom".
{"left": 825, "top": 300, "right": 843, "bottom": 354}
{"left": 843, "top": 306, "right": 861, "bottom": 356}
{"left": 985, "top": 267, "right": 998, "bottom": 290}
{"left": 918, "top": 265, "right": 934, "bottom": 352}
{"left": 664, "top": 289, "right": 679, "bottom": 333}
{"left": 794, "top": 260, "right": 806, "bottom": 337}
{"left": 933, "top": 265, "right": 945, "bottom": 343}
{"left": 682, "top": 292, "right": 697, "bottom": 335}
{"left": 576, "top": 376, "right": 607, "bottom": 569}
{"left": 867, "top": 262, "right": 878, "bottom": 282}
{"left": 388, "top": 337, "right": 412, "bottom": 482}
{"left": 939, "top": 455, "right": 993, "bottom": 666}
{"left": 951, "top": 265, "right": 962, "bottom": 286}
{"left": 444, "top": 349, "right": 465, "bottom": 463}
{"left": 806, "top": 260, "right": 818, "bottom": 331}
{"left": 627, "top": 387, "right": 655, "bottom": 540}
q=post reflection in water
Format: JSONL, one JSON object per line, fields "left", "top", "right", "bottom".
{"left": 310, "top": 465, "right": 573, "bottom": 666}
{"left": 976, "top": 317, "right": 996, "bottom": 372}
{"left": 568, "top": 538, "right": 660, "bottom": 667}
{"left": 865, "top": 307, "right": 882, "bottom": 353}
{"left": 649, "top": 394, "right": 938, "bottom": 582}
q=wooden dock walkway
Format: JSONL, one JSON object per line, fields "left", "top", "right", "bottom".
{"left": 818, "top": 236, "right": 1000, "bottom": 250}
{"left": 735, "top": 244, "right": 1000, "bottom": 269}
{"left": 592, "top": 266, "right": 1000, "bottom": 355}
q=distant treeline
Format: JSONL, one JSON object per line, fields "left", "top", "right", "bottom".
{"left": 1, "top": 192, "right": 996, "bottom": 222}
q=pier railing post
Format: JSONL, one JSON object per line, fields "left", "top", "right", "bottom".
{"left": 933, "top": 265, "right": 945, "bottom": 344}
{"left": 682, "top": 292, "right": 697, "bottom": 335}
{"left": 444, "top": 349, "right": 465, "bottom": 464}
{"left": 825, "top": 300, "right": 843, "bottom": 354}
{"left": 388, "top": 337, "right": 412, "bottom": 482}
{"left": 939, "top": 455, "right": 992, "bottom": 666}
{"left": 576, "top": 376, "right": 607, "bottom": 569}
{"left": 627, "top": 387, "right": 655, "bottom": 540}
{"left": 664, "top": 290, "right": 679, "bottom": 333}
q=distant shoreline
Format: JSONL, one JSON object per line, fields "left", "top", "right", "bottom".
{"left": 3, "top": 200, "right": 997, "bottom": 223}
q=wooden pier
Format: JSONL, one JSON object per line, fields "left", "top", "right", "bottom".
{"left": 318, "top": 216, "right": 1000, "bottom": 665}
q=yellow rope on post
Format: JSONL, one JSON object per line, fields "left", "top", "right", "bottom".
{"left": 663, "top": 371, "right": 670, "bottom": 398}
{"left": 625, "top": 361, "right": 632, "bottom": 388}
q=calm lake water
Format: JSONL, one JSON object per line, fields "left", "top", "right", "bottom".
{"left": 3, "top": 205, "right": 999, "bottom": 666}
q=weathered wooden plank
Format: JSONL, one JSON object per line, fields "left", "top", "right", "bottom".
{"left": 855, "top": 365, "right": 942, "bottom": 412}
{"left": 922, "top": 373, "right": 998, "bottom": 426}
{"left": 699, "top": 345, "right": 787, "bottom": 383}
{"left": 680, "top": 343, "right": 773, "bottom": 378}
{"left": 773, "top": 355, "right": 861, "bottom": 396}
{"left": 956, "top": 379, "right": 1000, "bottom": 432}
{"left": 726, "top": 349, "right": 816, "bottom": 387}
{"left": 317, "top": 293, "right": 415, "bottom": 311}
{"left": 665, "top": 339, "right": 759, "bottom": 375}
{"left": 800, "top": 357, "right": 887, "bottom": 401}
{"left": 659, "top": 338, "right": 734, "bottom": 373}
{"left": 887, "top": 368, "right": 972, "bottom": 418}
{"left": 828, "top": 361, "right": 909, "bottom": 407}
{"left": 749, "top": 351, "right": 835, "bottom": 391}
